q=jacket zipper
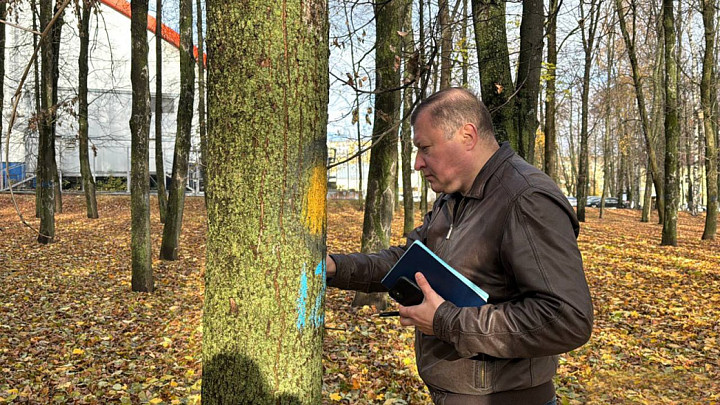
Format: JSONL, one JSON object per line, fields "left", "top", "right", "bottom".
{"left": 446, "top": 195, "right": 466, "bottom": 240}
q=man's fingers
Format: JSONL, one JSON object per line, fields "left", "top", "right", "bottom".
{"left": 414, "top": 272, "right": 435, "bottom": 297}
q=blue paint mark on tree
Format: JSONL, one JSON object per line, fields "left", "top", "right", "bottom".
{"left": 296, "top": 259, "right": 326, "bottom": 330}
{"left": 296, "top": 264, "right": 309, "bottom": 330}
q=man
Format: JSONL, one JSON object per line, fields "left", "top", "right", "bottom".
{"left": 326, "top": 87, "right": 593, "bottom": 404}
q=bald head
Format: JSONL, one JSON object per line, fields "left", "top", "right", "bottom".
{"left": 411, "top": 87, "right": 495, "bottom": 141}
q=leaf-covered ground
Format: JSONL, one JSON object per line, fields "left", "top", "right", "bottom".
{"left": 1, "top": 194, "right": 718, "bottom": 404}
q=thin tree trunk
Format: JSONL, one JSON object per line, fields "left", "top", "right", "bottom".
{"left": 661, "top": 0, "right": 679, "bottom": 246}
{"left": 155, "top": 0, "right": 167, "bottom": 222}
{"left": 0, "top": 0, "right": 5, "bottom": 192}
{"left": 33, "top": 0, "right": 41, "bottom": 218}
{"left": 614, "top": 0, "right": 665, "bottom": 223}
{"left": 353, "top": 0, "right": 405, "bottom": 310}
{"left": 701, "top": 0, "right": 718, "bottom": 239}
{"left": 130, "top": 0, "right": 153, "bottom": 291}
{"left": 642, "top": 158, "right": 652, "bottom": 220}
{"left": 401, "top": 1, "right": 415, "bottom": 236}
{"left": 159, "top": 0, "right": 194, "bottom": 261}
{"left": 37, "top": 0, "right": 56, "bottom": 244}
{"left": 544, "top": 0, "right": 559, "bottom": 183}
{"left": 202, "top": 0, "right": 328, "bottom": 401}
{"left": 195, "top": 0, "right": 207, "bottom": 200}
{"left": 576, "top": 0, "right": 600, "bottom": 223}
{"left": 439, "top": 0, "right": 452, "bottom": 89}
{"left": 461, "top": 0, "right": 468, "bottom": 87}
{"left": 51, "top": 3, "right": 64, "bottom": 214}
{"left": 77, "top": 0, "right": 98, "bottom": 218}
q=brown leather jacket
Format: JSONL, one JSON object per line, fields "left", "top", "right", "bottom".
{"left": 329, "top": 143, "right": 593, "bottom": 404}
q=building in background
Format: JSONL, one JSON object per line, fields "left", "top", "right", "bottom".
{"left": 1, "top": 0, "right": 203, "bottom": 192}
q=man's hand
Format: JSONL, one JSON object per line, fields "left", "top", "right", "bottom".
{"left": 326, "top": 254, "right": 336, "bottom": 278}
{"left": 398, "top": 272, "right": 445, "bottom": 335}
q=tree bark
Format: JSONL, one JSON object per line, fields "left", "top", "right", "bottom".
{"left": 472, "top": 0, "right": 516, "bottom": 146}
{"left": 661, "top": 0, "right": 679, "bottom": 246}
{"left": 514, "top": 0, "right": 543, "bottom": 163}
{"left": 701, "top": 0, "right": 718, "bottom": 239}
{"left": 130, "top": 0, "right": 154, "bottom": 291}
{"left": 202, "top": 0, "right": 328, "bottom": 402}
{"left": 159, "top": 0, "right": 195, "bottom": 260}
{"left": 77, "top": 0, "right": 98, "bottom": 219}
{"left": 155, "top": 0, "right": 168, "bottom": 223}
{"left": 37, "top": 0, "right": 56, "bottom": 244}
{"left": 353, "top": 0, "right": 404, "bottom": 310}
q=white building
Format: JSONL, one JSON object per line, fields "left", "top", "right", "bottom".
{"left": 1, "top": 0, "right": 202, "bottom": 191}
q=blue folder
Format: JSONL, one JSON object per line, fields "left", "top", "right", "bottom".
{"left": 381, "top": 240, "right": 489, "bottom": 307}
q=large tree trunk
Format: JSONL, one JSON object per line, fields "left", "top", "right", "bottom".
{"left": 472, "top": 0, "right": 516, "bottom": 146}
{"left": 661, "top": 0, "right": 679, "bottom": 246}
{"left": 159, "top": 0, "right": 195, "bottom": 260}
{"left": 78, "top": 0, "right": 98, "bottom": 219}
{"left": 353, "top": 0, "right": 404, "bottom": 310}
{"left": 544, "top": 0, "right": 559, "bottom": 183}
{"left": 155, "top": 0, "right": 167, "bottom": 223}
{"left": 202, "top": 0, "right": 328, "bottom": 402}
{"left": 514, "top": 0, "right": 543, "bottom": 163}
{"left": 37, "top": 0, "right": 56, "bottom": 244}
{"left": 701, "top": 0, "right": 718, "bottom": 239}
{"left": 130, "top": 0, "right": 153, "bottom": 292}
{"left": 196, "top": 0, "right": 207, "bottom": 199}
{"left": 401, "top": 1, "right": 415, "bottom": 236}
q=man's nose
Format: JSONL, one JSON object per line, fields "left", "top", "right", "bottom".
{"left": 414, "top": 154, "right": 424, "bottom": 171}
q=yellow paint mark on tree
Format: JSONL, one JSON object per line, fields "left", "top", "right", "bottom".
{"left": 303, "top": 166, "right": 326, "bottom": 235}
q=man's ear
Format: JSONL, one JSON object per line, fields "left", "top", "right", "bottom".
{"left": 460, "top": 123, "right": 479, "bottom": 150}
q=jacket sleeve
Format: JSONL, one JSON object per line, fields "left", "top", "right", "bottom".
{"left": 328, "top": 205, "right": 436, "bottom": 293}
{"left": 433, "top": 190, "right": 593, "bottom": 358}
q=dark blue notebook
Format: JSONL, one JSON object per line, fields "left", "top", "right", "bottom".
{"left": 381, "top": 240, "right": 489, "bottom": 307}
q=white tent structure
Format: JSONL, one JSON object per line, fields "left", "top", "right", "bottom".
{"left": 1, "top": 0, "right": 203, "bottom": 192}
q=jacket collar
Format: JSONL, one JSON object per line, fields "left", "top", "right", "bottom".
{"left": 461, "top": 141, "right": 515, "bottom": 200}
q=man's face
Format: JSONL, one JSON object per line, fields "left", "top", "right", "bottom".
{"left": 412, "top": 111, "right": 469, "bottom": 195}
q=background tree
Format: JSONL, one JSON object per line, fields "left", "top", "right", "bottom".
{"left": 472, "top": 0, "right": 515, "bottom": 146}
{"left": 353, "top": 0, "right": 405, "bottom": 310}
{"left": 159, "top": 0, "right": 194, "bottom": 260}
{"left": 661, "top": 0, "right": 679, "bottom": 246}
{"left": 155, "top": 0, "right": 168, "bottom": 223}
{"left": 544, "top": 0, "right": 559, "bottom": 183}
{"left": 576, "top": 0, "right": 601, "bottom": 222}
{"left": 130, "top": 0, "right": 153, "bottom": 291}
{"left": 77, "top": 0, "right": 98, "bottom": 219}
{"left": 701, "top": 0, "right": 718, "bottom": 239}
{"left": 0, "top": 0, "right": 5, "bottom": 192}
{"left": 37, "top": 0, "right": 58, "bottom": 243}
{"left": 202, "top": 0, "right": 328, "bottom": 402}
{"left": 514, "top": 0, "right": 544, "bottom": 163}
{"left": 195, "top": 0, "right": 207, "bottom": 196}
{"left": 401, "top": 1, "right": 416, "bottom": 236}
{"left": 51, "top": 2, "right": 64, "bottom": 214}
{"left": 614, "top": 0, "right": 665, "bottom": 223}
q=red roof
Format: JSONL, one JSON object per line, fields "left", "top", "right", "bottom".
{"left": 100, "top": 0, "right": 206, "bottom": 65}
